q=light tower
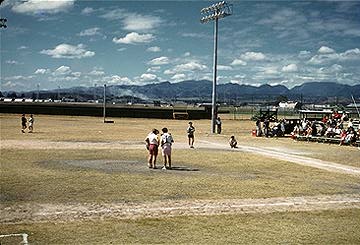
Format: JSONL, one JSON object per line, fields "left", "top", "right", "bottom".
{"left": 201, "top": 1, "right": 232, "bottom": 133}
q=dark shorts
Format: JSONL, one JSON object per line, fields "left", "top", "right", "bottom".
{"left": 149, "top": 144, "right": 158, "bottom": 155}
{"left": 188, "top": 134, "right": 194, "bottom": 139}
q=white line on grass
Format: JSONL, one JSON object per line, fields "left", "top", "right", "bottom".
{"left": 199, "top": 140, "right": 360, "bottom": 176}
{"left": 0, "top": 233, "right": 28, "bottom": 244}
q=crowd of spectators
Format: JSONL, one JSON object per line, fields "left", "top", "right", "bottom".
{"left": 290, "top": 111, "right": 359, "bottom": 146}
{"left": 256, "top": 118, "right": 287, "bottom": 138}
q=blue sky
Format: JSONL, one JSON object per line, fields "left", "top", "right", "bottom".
{"left": 1, "top": 0, "right": 360, "bottom": 92}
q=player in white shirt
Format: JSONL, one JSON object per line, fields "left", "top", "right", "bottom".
{"left": 160, "top": 127, "right": 174, "bottom": 170}
{"left": 145, "top": 129, "right": 160, "bottom": 169}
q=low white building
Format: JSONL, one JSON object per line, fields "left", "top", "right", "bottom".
{"left": 278, "top": 101, "right": 301, "bottom": 110}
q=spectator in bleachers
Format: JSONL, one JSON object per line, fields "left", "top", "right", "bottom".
{"left": 311, "top": 121, "right": 317, "bottom": 136}
{"left": 255, "top": 119, "right": 262, "bottom": 137}
{"left": 263, "top": 118, "right": 270, "bottom": 137}
{"left": 339, "top": 129, "right": 347, "bottom": 146}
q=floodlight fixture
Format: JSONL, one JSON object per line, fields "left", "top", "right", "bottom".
{"left": 0, "top": 18, "right": 7, "bottom": 28}
{"left": 200, "top": 1, "right": 232, "bottom": 133}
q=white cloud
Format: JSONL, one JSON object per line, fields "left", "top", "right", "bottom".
{"left": 53, "top": 66, "right": 71, "bottom": 76}
{"left": 171, "top": 74, "right": 186, "bottom": 81}
{"left": 78, "top": 27, "right": 102, "bottom": 37}
{"left": 123, "top": 13, "right": 162, "bottom": 32}
{"left": 81, "top": 7, "right": 95, "bottom": 15}
{"left": 147, "top": 46, "right": 161, "bottom": 52}
{"left": 298, "top": 50, "right": 311, "bottom": 59}
{"left": 18, "top": 46, "right": 28, "bottom": 50}
{"left": 183, "top": 52, "right": 191, "bottom": 57}
{"left": 308, "top": 48, "right": 360, "bottom": 65}
{"left": 230, "top": 59, "right": 247, "bottom": 66}
{"left": 318, "top": 46, "right": 335, "bottom": 54}
{"left": 34, "top": 68, "right": 49, "bottom": 74}
{"left": 344, "top": 29, "right": 360, "bottom": 37}
{"left": 12, "top": 0, "right": 74, "bottom": 15}
{"left": 135, "top": 73, "right": 159, "bottom": 83}
{"left": 263, "top": 67, "right": 278, "bottom": 75}
{"left": 147, "top": 66, "right": 161, "bottom": 73}
{"left": 113, "top": 32, "right": 154, "bottom": 44}
{"left": 164, "top": 61, "right": 207, "bottom": 75}
{"left": 217, "top": 65, "right": 233, "bottom": 71}
{"left": 281, "top": 64, "right": 298, "bottom": 72}
{"left": 341, "top": 48, "right": 360, "bottom": 58}
{"left": 317, "top": 64, "right": 343, "bottom": 74}
{"left": 140, "top": 73, "right": 157, "bottom": 81}
{"left": 100, "top": 9, "right": 125, "bottom": 20}
{"left": 240, "top": 52, "right": 266, "bottom": 61}
{"left": 40, "top": 43, "right": 95, "bottom": 59}
{"left": 102, "top": 75, "right": 132, "bottom": 85}
{"left": 4, "top": 75, "right": 34, "bottom": 80}
{"left": 6, "top": 60, "right": 19, "bottom": 65}
{"left": 89, "top": 68, "right": 105, "bottom": 76}
{"left": 147, "top": 56, "right": 169, "bottom": 66}
{"left": 2, "top": 81, "right": 20, "bottom": 88}
{"left": 100, "top": 9, "right": 162, "bottom": 32}
{"left": 72, "top": 72, "right": 81, "bottom": 77}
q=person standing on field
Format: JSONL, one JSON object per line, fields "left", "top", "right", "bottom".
{"left": 28, "top": 114, "right": 34, "bottom": 133}
{"left": 145, "top": 129, "right": 160, "bottom": 169}
{"left": 160, "top": 127, "right": 174, "bottom": 170}
{"left": 21, "top": 114, "right": 27, "bottom": 133}
{"left": 215, "top": 117, "right": 222, "bottom": 134}
{"left": 187, "top": 121, "right": 195, "bottom": 148}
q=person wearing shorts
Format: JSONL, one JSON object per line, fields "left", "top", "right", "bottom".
{"left": 160, "top": 127, "right": 174, "bottom": 170}
{"left": 28, "top": 114, "right": 34, "bottom": 133}
{"left": 187, "top": 121, "right": 195, "bottom": 148}
{"left": 21, "top": 114, "right": 27, "bottom": 133}
{"left": 145, "top": 129, "right": 159, "bottom": 169}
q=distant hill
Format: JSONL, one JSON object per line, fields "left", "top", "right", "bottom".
{"left": 289, "top": 82, "right": 360, "bottom": 97}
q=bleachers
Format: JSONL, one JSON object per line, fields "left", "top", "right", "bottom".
{"left": 296, "top": 135, "right": 360, "bottom": 147}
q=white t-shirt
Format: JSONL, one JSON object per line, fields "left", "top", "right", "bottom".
{"left": 147, "top": 132, "right": 159, "bottom": 145}
{"left": 161, "top": 133, "right": 173, "bottom": 146}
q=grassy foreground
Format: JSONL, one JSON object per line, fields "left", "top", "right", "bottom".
{"left": 1, "top": 209, "right": 360, "bottom": 244}
{"left": 1, "top": 114, "right": 360, "bottom": 244}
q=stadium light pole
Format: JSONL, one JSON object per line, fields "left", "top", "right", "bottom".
{"left": 103, "top": 84, "right": 106, "bottom": 123}
{"left": 201, "top": 1, "right": 232, "bottom": 133}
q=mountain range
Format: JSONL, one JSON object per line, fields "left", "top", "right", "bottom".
{"left": 102, "top": 81, "right": 360, "bottom": 103}
{"left": 4, "top": 81, "right": 360, "bottom": 104}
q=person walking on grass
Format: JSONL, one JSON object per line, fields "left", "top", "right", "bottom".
{"left": 160, "top": 127, "right": 174, "bottom": 170}
{"left": 28, "top": 114, "right": 34, "bottom": 133}
{"left": 145, "top": 129, "right": 160, "bottom": 169}
{"left": 187, "top": 121, "right": 195, "bottom": 148}
{"left": 21, "top": 113, "right": 27, "bottom": 133}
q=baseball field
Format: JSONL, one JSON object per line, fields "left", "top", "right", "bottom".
{"left": 1, "top": 113, "right": 360, "bottom": 244}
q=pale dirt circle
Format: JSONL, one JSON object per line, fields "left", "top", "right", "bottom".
{"left": 2, "top": 139, "right": 360, "bottom": 176}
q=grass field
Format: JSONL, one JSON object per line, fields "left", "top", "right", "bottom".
{"left": 1, "top": 113, "right": 360, "bottom": 244}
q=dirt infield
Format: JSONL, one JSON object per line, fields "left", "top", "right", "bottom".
{"left": 1, "top": 194, "right": 359, "bottom": 224}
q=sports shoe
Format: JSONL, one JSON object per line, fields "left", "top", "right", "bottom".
{"left": 162, "top": 166, "right": 167, "bottom": 170}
